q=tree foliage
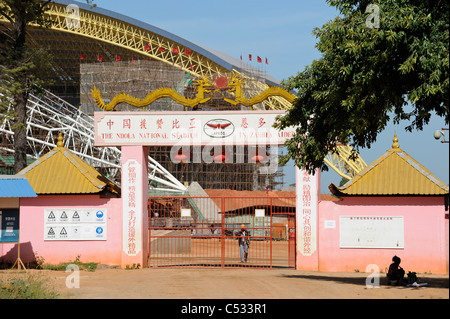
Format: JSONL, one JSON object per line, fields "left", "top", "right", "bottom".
{"left": 0, "top": 0, "right": 53, "bottom": 173}
{"left": 276, "top": 0, "right": 449, "bottom": 174}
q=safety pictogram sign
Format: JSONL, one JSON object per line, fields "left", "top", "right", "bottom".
{"left": 44, "top": 208, "right": 107, "bottom": 241}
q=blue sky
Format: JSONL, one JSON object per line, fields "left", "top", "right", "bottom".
{"left": 94, "top": 0, "right": 449, "bottom": 193}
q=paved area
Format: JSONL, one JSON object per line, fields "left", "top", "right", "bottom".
{"left": 2, "top": 268, "right": 447, "bottom": 316}
{"left": 41, "top": 268, "right": 449, "bottom": 299}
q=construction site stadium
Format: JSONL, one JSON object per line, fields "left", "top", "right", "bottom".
{"left": 0, "top": 0, "right": 367, "bottom": 194}
{"left": 4, "top": 1, "right": 448, "bottom": 275}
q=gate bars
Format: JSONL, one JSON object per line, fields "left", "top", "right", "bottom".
{"left": 148, "top": 196, "right": 296, "bottom": 269}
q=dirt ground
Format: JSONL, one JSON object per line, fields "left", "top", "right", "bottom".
{"left": 8, "top": 267, "right": 447, "bottom": 300}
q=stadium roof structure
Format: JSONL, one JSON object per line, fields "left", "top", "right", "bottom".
{"left": 0, "top": 0, "right": 369, "bottom": 191}
{"left": 55, "top": 0, "right": 279, "bottom": 85}
{"left": 0, "top": 0, "right": 284, "bottom": 107}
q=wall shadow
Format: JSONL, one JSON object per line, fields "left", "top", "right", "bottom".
{"left": 280, "top": 273, "right": 449, "bottom": 289}
{"left": 0, "top": 242, "right": 37, "bottom": 269}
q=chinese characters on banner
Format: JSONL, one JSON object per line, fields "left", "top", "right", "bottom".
{"left": 122, "top": 159, "right": 142, "bottom": 256}
{"left": 94, "top": 111, "right": 296, "bottom": 147}
{"left": 296, "top": 168, "right": 318, "bottom": 256}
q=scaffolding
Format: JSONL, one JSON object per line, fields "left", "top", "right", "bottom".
{"left": 239, "top": 58, "right": 268, "bottom": 111}
{"left": 80, "top": 59, "right": 190, "bottom": 114}
{"left": 80, "top": 60, "right": 284, "bottom": 191}
{"left": 148, "top": 145, "right": 284, "bottom": 191}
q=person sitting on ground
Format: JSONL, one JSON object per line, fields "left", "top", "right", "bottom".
{"left": 387, "top": 255, "right": 406, "bottom": 285}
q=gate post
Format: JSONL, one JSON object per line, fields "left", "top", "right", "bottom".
{"left": 221, "top": 196, "right": 225, "bottom": 268}
{"left": 296, "top": 167, "right": 320, "bottom": 271}
{"left": 121, "top": 146, "right": 149, "bottom": 268}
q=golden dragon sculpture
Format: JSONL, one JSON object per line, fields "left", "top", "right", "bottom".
{"left": 91, "top": 77, "right": 213, "bottom": 111}
{"left": 224, "top": 73, "right": 296, "bottom": 107}
{"left": 90, "top": 73, "right": 367, "bottom": 179}
{"left": 91, "top": 73, "right": 296, "bottom": 111}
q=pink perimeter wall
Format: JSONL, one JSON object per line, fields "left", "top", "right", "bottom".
{"left": 1, "top": 195, "right": 122, "bottom": 266}
{"left": 317, "top": 197, "right": 448, "bottom": 274}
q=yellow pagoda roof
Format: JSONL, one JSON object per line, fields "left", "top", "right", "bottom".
{"left": 17, "top": 133, "right": 120, "bottom": 196}
{"left": 329, "top": 135, "right": 449, "bottom": 197}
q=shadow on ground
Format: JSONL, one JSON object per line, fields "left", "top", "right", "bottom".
{"left": 280, "top": 274, "right": 449, "bottom": 289}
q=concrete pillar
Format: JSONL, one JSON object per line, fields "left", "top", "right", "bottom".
{"left": 296, "top": 167, "right": 320, "bottom": 271}
{"left": 121, "top": 146, "right": 149, "bottom": 268}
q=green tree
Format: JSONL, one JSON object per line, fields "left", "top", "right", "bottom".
{"left": 1, "top": 0, "right": 95, "bottom": 173}
{"left": 276, "top": 0, "right": 449, "bottom": 174}
{"left": 0, "top": 0, "right": 52, "bottom": 173}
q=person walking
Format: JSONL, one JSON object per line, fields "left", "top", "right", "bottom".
{"left": 237, "top": 224, "right": 250, "bottom": 262}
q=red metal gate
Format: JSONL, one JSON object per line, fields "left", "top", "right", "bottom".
{"left": 148, "top": 196, "right": 296, "bottom": 269}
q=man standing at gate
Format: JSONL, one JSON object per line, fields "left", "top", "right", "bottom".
{"left": 237, "top": 224, "right": 250, "bottom": 262}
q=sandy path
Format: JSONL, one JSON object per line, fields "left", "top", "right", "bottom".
{"left": 36, "top": 268, "right": 448, "bottom": 300}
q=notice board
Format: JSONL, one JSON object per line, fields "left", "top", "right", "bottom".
{"left": 0, "top": 209, "right": 20, "bottom": 243}
{"left": 44, "top": 208, "right": 107, "bottom": 241}
{"left": 340, "top": 216, "right": 404, "bottom": 249}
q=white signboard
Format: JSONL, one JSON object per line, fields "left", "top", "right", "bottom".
{"left": 181, "top": 209, "right": 191, "bottom": 217}
{"left": 122, "top": 159, "right": 143, "bottom": 256}
{"left": 339, "top": 216, "right": 404, "bottom": 248}
{"left": 296, "top": 168, "right": 318, "bottom": 256}
{"left": 94, "top": 111, "right": 295, "bottom": 147}
{"left": 324, "top": 220, "right": 336, "bottom": 229}
{"left": 255, "top": 209, "right": 265, "bottom": 218}
{"left": 44, "top": 209, "right": 107, "bottom": 241}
